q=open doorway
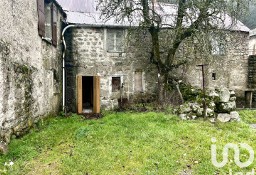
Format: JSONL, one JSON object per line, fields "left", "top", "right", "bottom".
{"left": 77, "top": 75, "right": 100, "bottom": 114}
{"left": 82, "top": 76, "right": 94, "bottom": 113}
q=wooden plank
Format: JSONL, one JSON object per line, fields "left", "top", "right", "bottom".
{"left": 37, "top": 0, "right": 45, "bottom": 37}
{"left": 77, "top": 75, "right": 83, "bottom": 114}
{"left": 93, "top": 76, "right": 100, "bottom": 113}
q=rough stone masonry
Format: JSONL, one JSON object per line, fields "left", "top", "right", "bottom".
{"left": 65, "top": 26, "right": 249, "bottom": 111}
{"left": 0, "top": 0, "right": 64, "bottom": 144}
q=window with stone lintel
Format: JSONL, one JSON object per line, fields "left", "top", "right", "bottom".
{"left": 106, "top": 29, "right": 125, "bottom": 52}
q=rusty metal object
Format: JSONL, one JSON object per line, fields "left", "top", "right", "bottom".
{"left": 197, "top": 64, "right": 208, "bottom": 118}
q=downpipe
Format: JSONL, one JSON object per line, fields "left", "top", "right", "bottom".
{"left": 61, "top": 24, "right": 76, "bottom": 112}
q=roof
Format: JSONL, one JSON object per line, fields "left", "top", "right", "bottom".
{"left": 65, "top": 11, "right": 135, "bottom": 27}
{"left": 57, "top": 0, "right": 250, "bottom": 32}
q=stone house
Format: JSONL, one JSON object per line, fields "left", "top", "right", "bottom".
{"left": 62, "top": 1, "right": 250, "bottom": 113}
{"left": 0, "top": 0, "right": 65, "bottom": 143}
{"left": 64, "top": 26, "right": 158, "bottom": 112}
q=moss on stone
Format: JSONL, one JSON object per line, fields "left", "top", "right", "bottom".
{"left": 12, "top": 63, "right": 35, "bottom": 123}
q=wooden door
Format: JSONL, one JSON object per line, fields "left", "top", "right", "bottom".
{"left": 93, "top": 76, "right": 100, "bottom": 113}
{"left": 77, "top": 75, "right": 83, "bottom": 114}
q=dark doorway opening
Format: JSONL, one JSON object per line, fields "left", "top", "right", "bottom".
{"left": 77, "top": 75, "right": 100, "bottom": 114}
{"left": 82, "top": 76, "right": 94, "bottom": 113}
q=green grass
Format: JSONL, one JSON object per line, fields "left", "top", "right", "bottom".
{"left": 239, "top": 110, "right": 256, "bottom": 123}
{"left": 1, "top": 111, "right": 256, "bottom": 175}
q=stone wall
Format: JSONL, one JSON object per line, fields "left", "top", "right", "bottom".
{"left": 0, "top": 0, "right": 64, "bottom": 143}
{"left": 181, "top": 31, "right": 249, "bottom": 98}
{"left": 137, "top": 30, "right": 249, "bottom": 99}
{"left": 249, "top": 29, "right": 256, "bottom": 56}
{"left": 65, "top": 27, "right": 158, "bottom": 111}
{"left": 66, "top": 27, "right": 249, "bottom": 111}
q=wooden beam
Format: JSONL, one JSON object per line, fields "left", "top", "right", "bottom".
{"left": 93, "top": 76, "right": 100, "bottom": 113}
{"left": 77, "top": 75, "right": 83, "bottom": 114}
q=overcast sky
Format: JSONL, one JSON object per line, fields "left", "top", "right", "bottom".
{"left": 56, "top": 0, "right": 256, "bottom": 29}
{"left": 57, "top": 0, "right": 96, "bottom": 12}
{"left": 241, "top": 5, "right": 256, "bottom": 29}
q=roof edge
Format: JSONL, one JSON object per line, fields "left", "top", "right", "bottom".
{"left": 52, "top": 0, "right": 67, "bottom": 17}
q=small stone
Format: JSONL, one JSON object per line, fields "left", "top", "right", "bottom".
{"left": 191, "top": 115, "right": 197, "bottom": 120}
{"left": 196, "top": 108, "right": 203, "bottom": 117}
{"left": 11, "top": 135, "right": 16, "bottom": 139}
{"left": 229, "top": 97, "right": 236, "bottom": 102}
{"left": 217, "top": 113, "right": 231, "bottom": 123}
{"left": 14, "top": 125, "right": 20, "bottom": 132}
{"left": 209, "top": 101, "right": 216, "bottom": 108}
{"left": 217, "top": 101, "right": 236, "bottom": 113}
{"left": 179, "top": 114, "right": 187, "bottom": 120}
{"left": 0, "top": 141, "right": 8, "bottom": 155}
{"left": 230, "top": 90, "right": 236, "bottom": 97}
{"left": 219, "top": 88, "right": 230, "bottom": 103}
{"left": 179, "top": 104, "right": 192, "bottom": 114}
{"left": 208, "top": 90, "right": 219, "bottom": 98}
{"left": 230, "top": 111, "right": 240, "bottom": 121}
{"left": 191, "top": 103, "right": 200, "bottom": 112}
{"left": 209, "top": 118, "right": 216, "bottom": 123}
{"left": 4, "top": 131, "right": 11, "bottom": 144}
{"left": 206, "top": 108, "right": 214, "bottom": 117}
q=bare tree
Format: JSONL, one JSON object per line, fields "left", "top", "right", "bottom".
{"left": 98, "top": 0, "right": 250, "bottom": 104}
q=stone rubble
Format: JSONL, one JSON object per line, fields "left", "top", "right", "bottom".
{"left": 217, "top": 113, "right": 231, "bottom": 122}
{"left": 176, "top": 87, "right": 241, "bottom": 122}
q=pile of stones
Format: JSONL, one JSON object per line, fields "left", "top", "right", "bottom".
{"left": 176, "top": 87, "right": 240, "bottom": 122}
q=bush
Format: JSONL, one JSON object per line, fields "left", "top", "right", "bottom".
{"left": 179, "top": 83, "right": 202, "bottom": 101}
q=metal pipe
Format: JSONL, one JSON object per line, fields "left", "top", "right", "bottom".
{"left": 197, "top": 64, "right": 208, "bottom": 118}
{"left": 62, "top": 24, "right": 76, "bottom": 112}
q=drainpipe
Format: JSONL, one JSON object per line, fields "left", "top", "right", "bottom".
{"left": 62, "top": 24, "right": 76, "bottom": 112}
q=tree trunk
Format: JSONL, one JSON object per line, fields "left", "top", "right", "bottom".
{"left": 157, "top": 72, "right": 168, "bottom": 105}
{"left": 176, "top": 83, "right": 184, "bottom": 104}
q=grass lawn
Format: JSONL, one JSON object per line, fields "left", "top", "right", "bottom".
{"left": 1, "top": 110, "right": 256, "bottom": 175}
